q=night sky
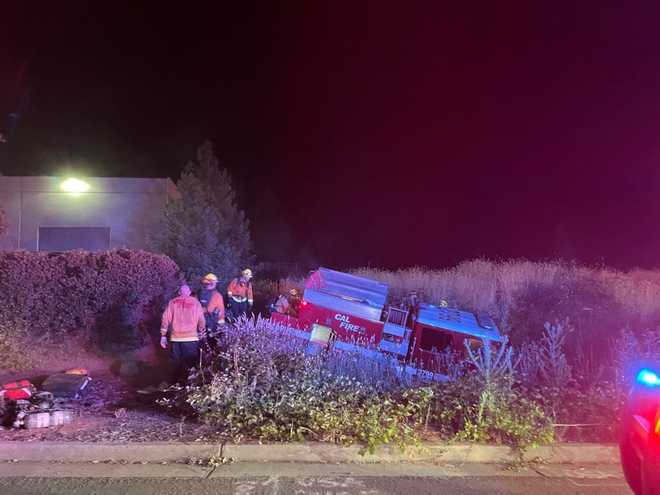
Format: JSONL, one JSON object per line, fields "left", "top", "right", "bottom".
{"left": 2, "top": 2, "right": 660, "bottom": 269}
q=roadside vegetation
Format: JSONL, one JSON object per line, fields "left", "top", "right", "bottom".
{"left": 165, "top": 314, "right": 659, "bottom": 455}
{"left": 2, "top": 255, "right": 660, "bottom": 454}
{"left": 353, "top": 260, "right": 660, "bottom": 345}
{"left": 243, "top": 260, "right": 660, "bottom": 451}
{"left": 0, "top": 249, "right": 179, "bottom": 370}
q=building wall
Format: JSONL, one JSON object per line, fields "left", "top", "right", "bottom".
{"left": 0, "top": 176, "right": 175, "bottom": 251}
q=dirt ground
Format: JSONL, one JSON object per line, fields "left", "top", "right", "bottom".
{"left": 0, "top": 345, "right": 226, "bottom": 443}
{"left": 1, "top": 343, "right": 613, "bottom": 444}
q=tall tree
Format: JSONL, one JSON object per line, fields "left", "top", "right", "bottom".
{"left": 152, "top": 141, "right": 252, "bottom": 285}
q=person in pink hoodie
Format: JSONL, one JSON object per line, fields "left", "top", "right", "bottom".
{"left": 160, "top": 284, "right": 206, "bottom": 384}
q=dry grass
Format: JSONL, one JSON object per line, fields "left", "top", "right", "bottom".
{"left": 352, "top": 259, "right": 660, "bottom": 337}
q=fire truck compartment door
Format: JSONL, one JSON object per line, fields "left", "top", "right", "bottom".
{"left": 383, "top": 322, "right": 407, "bottom": 338}
{"left": 303, "top": 288, "right": 384, "bottom": 321}
{"left": 310, "top": 324, "right": 333, "bottom": 347}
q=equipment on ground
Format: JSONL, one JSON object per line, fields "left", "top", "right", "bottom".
{"left": 41, "top": 373, "right": 91, "bottom": 399}
{"left": 1, "top": 379, "right": 36, "bottom": 400}
{"left": 1, "top": 374, "right": 81, "bottom": 430}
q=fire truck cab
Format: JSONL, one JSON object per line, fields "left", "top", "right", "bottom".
{"left": 271, "top": 267, "right": 503, "bottom": 380}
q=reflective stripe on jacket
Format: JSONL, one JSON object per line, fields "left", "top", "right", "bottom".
{"left": 227, "top": 278, "right": 253, "bottom": 304}
{"left": 160, "top": 296, "right": 205, "bottom": 341}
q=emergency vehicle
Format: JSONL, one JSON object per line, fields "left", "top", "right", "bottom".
{"left": 620, "top": 365, "right": 660, "bottom": 495}
{"left": 270, "top": 267, "right": 503, "bottom": 380}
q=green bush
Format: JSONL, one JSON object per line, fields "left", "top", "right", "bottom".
{"left": 188, "top": 366, "right": 432, "bottom": 454}
{"left": 168, "top": 317, "right": 433, "bottom": 453}
{"left": 0, "top": 249, "right": 180, "bottom": 354}
{"left": 457, "top": 384, "right": 554, "bottom": 451}
{"left": 162, "top": 318, "right": 561, "bottom": 453}
{"left": 430, "top": 376, "right": 554, "bottom": 452}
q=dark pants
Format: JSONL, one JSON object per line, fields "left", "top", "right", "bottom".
{"left": 204, "top": 314, "right": 217, "bottom": 333}
{"left": 204, "top": 314, "right": 225, "bottom": 350}
{"left": 229, "top": 300, "right": 249, "bottom": 320}
{"left": 169, "top": 341, "right": 200, "bottom": 384}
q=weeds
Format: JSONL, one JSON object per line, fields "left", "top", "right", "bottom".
{"left": 165, "top": 316, "right": 433, "bottom": 454}
{"left": 352, "top": 260, "right": 660, "bottom": 345}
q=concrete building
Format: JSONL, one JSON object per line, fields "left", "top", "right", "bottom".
{"left": 0, "top": 176, "right": 177, "bottom": 251}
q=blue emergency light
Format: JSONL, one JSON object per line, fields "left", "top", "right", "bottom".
{"left": 636, "top": 369, "right": 660, "bottom": 387}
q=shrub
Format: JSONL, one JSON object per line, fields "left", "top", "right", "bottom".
{"left": 0, "top": 315, "right": 31, "bottom": 371}
{"left": 457, "top": 384, "right": 554, "bottom": 450}
{"left": 428, "top": 373, "right": 554, "bottom": 452}
{"left": 169, "top": 316, "right": 433, "bottom": 453}
{"left": 512, "top": 321, "right": 631, "bottom": 442}
{"left": 0, "top": 249, "right": 180, "bottom": 354}
{"left": 431, "top": 338, "right": 554, "bottom": 453}
{"left": 168, "top": 317, "right": 559, "bottom": 453}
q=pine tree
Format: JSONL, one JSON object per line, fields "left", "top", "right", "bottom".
{"left": 152, "top": 141, "right": 252, "bottom": 286}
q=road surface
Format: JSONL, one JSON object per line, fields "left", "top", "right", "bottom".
{"left": 0, "top": 461, "right": 632, "bottom": 495}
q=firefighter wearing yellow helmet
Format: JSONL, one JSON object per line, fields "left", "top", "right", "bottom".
{"left": 227, "top": 268, "right": 254, "bottom": 320}
{"left": 198, "top": 273, "right": 225, "bottom": 333}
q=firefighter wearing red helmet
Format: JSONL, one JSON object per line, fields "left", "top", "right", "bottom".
{"left": 227, "top": 268, "right": 254, "bottom": 320}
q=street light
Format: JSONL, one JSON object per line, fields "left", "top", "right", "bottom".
{"left": 61, "top": 178, "right": 90, "bottom": 195}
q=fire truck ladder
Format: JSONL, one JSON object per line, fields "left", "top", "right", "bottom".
{"left": 379, "top": 306, "right": 412, "bottom": 357}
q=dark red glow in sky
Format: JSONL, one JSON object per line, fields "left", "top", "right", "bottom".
{"left": 2, "top": 2, "right": 660, "bottom": 269}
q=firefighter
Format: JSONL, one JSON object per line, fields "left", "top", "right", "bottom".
{"left": 406, "top": 290, "right": 421, "bottom": 319}
{"left": 160, "top": 284, "right": 206, "bottom": 384}
{"left": 198, "top": 273, "right": 225, "bottom": 337}
{"left": 227, "top": 268, "right": 254, "bottom": 320}
{"left": 273, "top": 288, "right": 301, "bottom": 317}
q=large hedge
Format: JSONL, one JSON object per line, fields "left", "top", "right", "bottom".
{"left": 0, "top": 249, "right": 180, "bottom": 353}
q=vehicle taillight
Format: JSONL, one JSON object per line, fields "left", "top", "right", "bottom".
{"left": 301, "top": 300, "right": 308, "bottom": 307}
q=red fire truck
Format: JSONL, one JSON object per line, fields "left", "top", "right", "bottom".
{"left": 270, "top": 267, "right": 503, "bottom": 381}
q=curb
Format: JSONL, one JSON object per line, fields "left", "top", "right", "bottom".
{"left": 0, "top": 442, "right": 620, "bottom": 464}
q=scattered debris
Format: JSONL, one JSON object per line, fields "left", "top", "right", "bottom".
{"left": 1, "top": 380, "right": 36, "bottom": 400}
{"left": 186, "top": 455, "right": 235, "bottom": 467}
{"left": 0, "top": 369, "right": 220, "bottom": 442}
{"left": 1, "top": 371, "right": 89, "bottom": 430}
{"left": 41, "top": 373, "right": 92, "bottom": 399}
{"left": 8, "top": 391, "right": 76, "bottom": 429}
{"left": 65, "top": 368, "right": 89, "bottom": 376}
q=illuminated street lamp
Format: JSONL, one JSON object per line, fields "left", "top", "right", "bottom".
{"left": 61, "top": 178, "right": 90, "bottom": 195}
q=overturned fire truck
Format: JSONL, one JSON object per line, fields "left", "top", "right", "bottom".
{"left": 270, "top": 267, "right": 503, "bottom": 381}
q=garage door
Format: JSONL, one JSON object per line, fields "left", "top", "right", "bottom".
{"left": 38, "top": 227, "right": 111, "bottom": 251}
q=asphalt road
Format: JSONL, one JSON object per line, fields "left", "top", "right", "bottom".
{"left": 0, "top": 461, "right": 633, "bottom": 495}
{"left": 0, "top": 476, "right": 632, "bottom": 495}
